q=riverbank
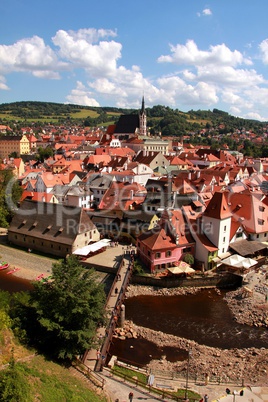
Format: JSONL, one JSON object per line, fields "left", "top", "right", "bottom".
{"left": 121, "top": 279, "right": 268, "bottom": 386}
{"left": 0, "top": 242, "right": 55, "bottom": 280}
{"left": 114, "top": 320, "right": 268, "bottom": 386}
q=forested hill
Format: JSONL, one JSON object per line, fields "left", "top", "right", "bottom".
{"left": 0, "top": 101, "right": 267, "bottom": 137}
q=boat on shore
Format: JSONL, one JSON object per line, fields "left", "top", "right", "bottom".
{"left": 35, "top": 273, "right": 44, "bottom": 281}
{"left": 6, "top": 267, "right": 20, "bottom": 275}
{"left": 0, "top": 262, "right": 9, "bottom": 271}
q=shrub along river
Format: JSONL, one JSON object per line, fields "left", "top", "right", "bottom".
{"left": 1, "top": 273, "right": 267, "bottom": 367}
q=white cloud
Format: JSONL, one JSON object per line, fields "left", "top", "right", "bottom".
{"left": 202, "top": 8, "right": 212, "bottom": 16}
{"left": 0, "top": 35, "right": 65, "bottom": 78}
{"left": 66, "top": 81, "right": 100, "bottom": 106}
{"left": 195, "top": 65, "right": 264, "bottom": 88}
{"left": 1, "top": 28, "right": 268, "bottom": 121}
{"left": 229, "top": 106, "right": 241, "bottom": 116}
{"left": 259, "top": 38, "right": 268, "bottom": 64}
{"left": 0, "top": 76, "right": 9, "bottom": 90}
{"left": 52, "top": 29, "right": 122, "bottom": 77}
{"left": 158, "top": 40, "right": 252, "bottom": 66}
{"left": 157, "top": 75, "right": 218, "bottom": 106}
{"left": 197, "top": 8, "right": 212, "bottom": 17}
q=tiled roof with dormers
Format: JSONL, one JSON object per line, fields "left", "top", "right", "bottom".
{"left": 8, "top": 200, "right": 96, "bottom": 245}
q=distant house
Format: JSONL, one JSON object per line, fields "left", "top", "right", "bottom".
{"left": 134, "top": 151, "right": 170, "bottom": 171}
{"left": 64, "top": 185, "right": 94, "bottom": 209}
{"left": 8, "top": 200, "right": 100, "bottom": 257}
{"left": 0, "top": 135, "right": 30, "bottom": 158}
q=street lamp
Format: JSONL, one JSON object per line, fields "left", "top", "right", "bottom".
{"left": 185, "top": 348, "right": 192, "bottom": 400}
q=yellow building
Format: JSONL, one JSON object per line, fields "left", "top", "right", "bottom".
{"left": 0, "top": 135, "right": 30, "bottom": 158}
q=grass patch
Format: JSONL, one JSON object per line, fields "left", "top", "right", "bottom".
{"left": 112, "top": 364, "right": 147, "bottom": 384}
{"left": 19, "top": 355, "right": 106, "bottom": 402}
{"left": 111, "top": 365, "right": 201, "bottom": 401}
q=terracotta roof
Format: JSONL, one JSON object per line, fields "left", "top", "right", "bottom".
{"left": 203, "top": 191, "right": 232, "bottom": 220}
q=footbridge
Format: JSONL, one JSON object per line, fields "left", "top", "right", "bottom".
{"left": 82, "top": 251, "right": 134, "bottom": 372}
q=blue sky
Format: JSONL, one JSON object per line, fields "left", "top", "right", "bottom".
{"left": 1, "top": 1, "right": 268, "bottom": 120}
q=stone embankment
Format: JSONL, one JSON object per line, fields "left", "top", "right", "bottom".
{"left": 114, "top": 320, "right": 268, "bottom": 386}
{"left": 114, "top": 279, "right": 268, "bottom": 386}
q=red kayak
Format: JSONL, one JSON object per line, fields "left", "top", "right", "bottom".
{"left": 6, "top": 267, "right": 20, "bottom": 275}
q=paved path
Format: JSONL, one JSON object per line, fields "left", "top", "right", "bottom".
{"left": 99, "top": 368, "right": 268, "bottom": 402}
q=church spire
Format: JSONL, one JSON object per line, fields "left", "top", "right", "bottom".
{"left": 139, "top": 96, "right": 147, "bottom": 136}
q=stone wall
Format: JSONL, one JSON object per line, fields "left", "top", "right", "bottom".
{"left": 131, "top": 272, "right": 242, "bottom": 289}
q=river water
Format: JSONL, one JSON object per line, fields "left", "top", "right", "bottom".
{"left": 108, "top": 290, "right": 268, "bottom": 366}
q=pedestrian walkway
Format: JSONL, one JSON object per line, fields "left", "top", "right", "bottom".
{"left": 100, "top": 367, "right": 172, "bottom": 401}
{"left": 83, "top": 251, "right": 134, "bottom": 372}
{"left": 99, "top": 367, "right": 268, "bottom": 402}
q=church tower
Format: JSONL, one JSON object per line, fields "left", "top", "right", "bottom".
{"left": 139, "top": 96, "right": 147, "bottom": 136}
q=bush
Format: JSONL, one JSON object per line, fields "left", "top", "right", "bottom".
{"left": 183, "top": 254, "right": 194, "bottom": 266}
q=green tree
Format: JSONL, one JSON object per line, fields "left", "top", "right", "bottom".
{"left": 183, "top": 253, "right": 194, "bottom": 266}
{"left": 35, "top": 146, "right": 53, "bottom": 162}
{"left": 0, "top": 168, "right": 22, "bottom": 227}
{"left": 16, "top": 256, "right": 107, "bottom": 361}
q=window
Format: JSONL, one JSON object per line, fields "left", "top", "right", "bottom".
{"left": 223, "top": 237, "right": 226, "bottom": 243}
{"left": 166, "top": 251, "right": 171, "bottom": 257}
{"left": 155, "top": 252, "right": 161, "bottom": 259}
{"left": 222, "top": 248, "right": 225, "bottom": 253}
{"left": 224, "top": 225, "right": 226, "bottom": 232}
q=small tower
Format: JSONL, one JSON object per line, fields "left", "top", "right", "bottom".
{"left": 139, "top": 96, "right": 147, "bottom": 136}
{"left": 202, "top": 191, "right": 232, "bottom": 257}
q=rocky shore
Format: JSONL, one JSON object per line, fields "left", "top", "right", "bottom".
{"left": 116, "top": 277, "right": 268, "bottom": 386}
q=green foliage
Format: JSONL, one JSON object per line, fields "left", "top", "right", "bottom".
{"left": 0, "top": 355, "right": 106, "bottom": 402}
{"left": 14, "top": 256, "right": 107, "bottom": 361}
{"left": 0, "top": 357, "right": 31, "bottom": 402}
{"left": 133, "top": 261, "right": 145, "bottom": 275}
{"left": 36, "top": 146, "right": 54, "bottom": 162}
{"left": 0, "top": 168, "right": 22, "bottom": 227}
{"left": 183, "top": 254, "right": 195, "bottom": 266}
